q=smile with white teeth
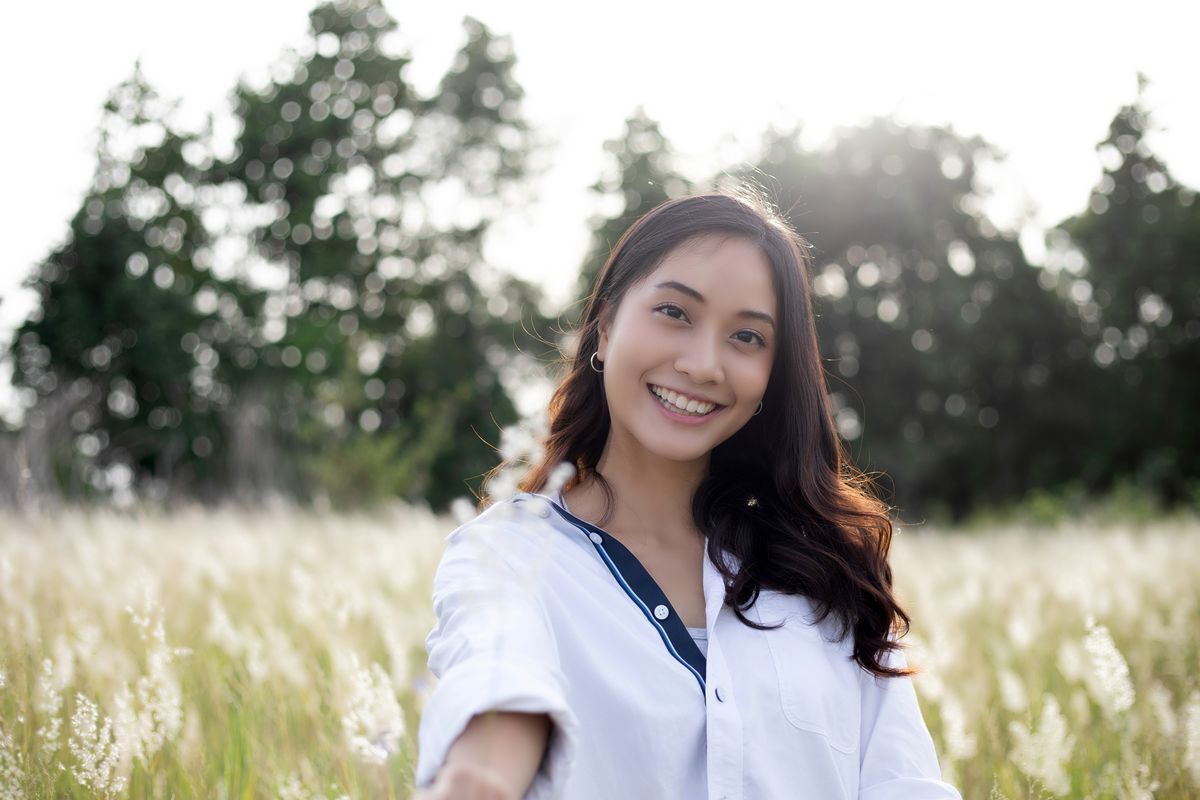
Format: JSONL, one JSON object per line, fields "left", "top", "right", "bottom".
{"left": 648, "top": 384, "right": 720, "bottom": 416}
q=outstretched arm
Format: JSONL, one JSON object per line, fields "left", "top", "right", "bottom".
{"left": 415, "top": 710, "right": 552, "bottom": 800}
{"left": 415, "top": 520, "right": 580, "bottom": 799}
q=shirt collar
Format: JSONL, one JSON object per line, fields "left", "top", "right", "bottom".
{"left": 515, "top": 488, "right": 743, "bottom": 695}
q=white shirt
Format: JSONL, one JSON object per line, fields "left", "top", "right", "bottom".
{"left": 416, "top": 490, "right": 962, "bottom": 800}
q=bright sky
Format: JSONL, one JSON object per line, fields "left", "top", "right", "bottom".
{"left": 1, "top": 0, "right": 1196, "bottom": 425}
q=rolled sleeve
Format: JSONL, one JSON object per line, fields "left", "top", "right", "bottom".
{"left": 415, "top": 520, "right": 580, "bottom": 799}
{"left": 858, "top": 639, "right": 962, "bottom": 800}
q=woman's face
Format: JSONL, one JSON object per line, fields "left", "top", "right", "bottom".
{"left": 596, "top": 232, "right": 779, "bottom": 465}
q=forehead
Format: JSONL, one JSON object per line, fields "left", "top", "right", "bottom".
{"left": 642, "top": 233, "right": 776, "bottom": 302}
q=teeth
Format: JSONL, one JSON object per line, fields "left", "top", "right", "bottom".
{"left": 650, "top": 384, "right": 716, "bottom": 415}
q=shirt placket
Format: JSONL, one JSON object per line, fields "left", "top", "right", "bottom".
{"left": 703, "top": 540, "right": 744, "bottom": 800}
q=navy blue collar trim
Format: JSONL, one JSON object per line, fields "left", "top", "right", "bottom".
{"left": 535, "top": 495, "right": 707, "bottom": 696}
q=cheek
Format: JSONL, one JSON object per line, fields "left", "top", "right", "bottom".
{"left": 627, "top": 313, "right": 660, "bottom": 340}
{"left": 610, "top": 318, "right": 660, "bottom": 361}
{"left": 730, "top": 360, "right": 771, "bottom": 394}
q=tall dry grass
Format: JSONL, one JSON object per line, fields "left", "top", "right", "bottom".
{"left": 0, "top": 496, "right": 1197, "bottom": 798}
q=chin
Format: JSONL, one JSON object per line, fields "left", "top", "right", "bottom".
{"left": 638, "top": 432, "right": 717, "bottom": 462}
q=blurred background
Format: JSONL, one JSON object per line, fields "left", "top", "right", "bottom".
{"left": 1, "top": 0, "right": 1197, "bottom": 525}
{"left": 2, "top": 5, "right": 1199, "bottom": 798}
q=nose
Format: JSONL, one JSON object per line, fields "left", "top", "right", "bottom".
{"left": 674, "top": 334, "right": 724, "bottom": 385}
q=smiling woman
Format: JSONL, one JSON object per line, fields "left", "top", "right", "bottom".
{"left": 415, "top": 184, "right": 962, "bottom": 800}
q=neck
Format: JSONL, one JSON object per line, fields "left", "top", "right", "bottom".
{"left": 564, "top": 435, "right": 709, "bottom": 550}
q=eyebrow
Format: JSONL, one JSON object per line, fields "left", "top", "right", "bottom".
{"left": 654, "top": 280, "right": 776, "bottom": 330}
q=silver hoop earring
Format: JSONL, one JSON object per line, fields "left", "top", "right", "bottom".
{"left": 590, "top": 351, "right": 604, "bottom": 372}
{"left": 753, "top": 400, "right": 763, "bottom": 416}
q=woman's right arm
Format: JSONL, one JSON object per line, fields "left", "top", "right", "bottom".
{"left": 414, "top": 710, "right": 552, "bottom": 800}
{"left": 413, "top": 517, "right": 579, "bottom": 799}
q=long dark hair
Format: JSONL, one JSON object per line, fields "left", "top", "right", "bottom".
{"left": 482, "top": 183, "right": 915, "bottom": 680}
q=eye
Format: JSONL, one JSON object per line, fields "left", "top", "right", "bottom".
{"left": 654, "top": 303, "right": 767, "bottom": 349}
{"left": 735, "top": 330, "right": 768, "bottom": 348}
{"left": 654, "top": 303, "right": 688, "bottom": 321}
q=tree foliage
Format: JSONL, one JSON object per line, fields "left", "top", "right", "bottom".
{"left": 2, "top": 15, "right": 1194, "bottom": 522}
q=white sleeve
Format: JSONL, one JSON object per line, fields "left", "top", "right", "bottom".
{"left": 858, "top": 639, "right": 962, "bottom": 800}
{"left": 415, "top": 520, "right": 580, "bottom": 800}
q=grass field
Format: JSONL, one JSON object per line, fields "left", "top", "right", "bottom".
{"left": 0, "top": 498, "right": 1197, "bottom": 798}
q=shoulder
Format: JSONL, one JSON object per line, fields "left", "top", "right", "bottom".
{"left": 443, "top": 493, "right": 564, "bottom": 577}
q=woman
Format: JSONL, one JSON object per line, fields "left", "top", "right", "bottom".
{"left": 414, "top": 186, "right": 962, "bottom": 799}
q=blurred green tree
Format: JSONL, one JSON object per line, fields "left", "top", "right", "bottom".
{"left": 1052, "top": 72, "right": 1200, "bottom": 506}
{"left": 6, "top": 63, "right": 267, "bottom": 505}
{"left": 210, "top": 1, "right": 559, "bottom": 510}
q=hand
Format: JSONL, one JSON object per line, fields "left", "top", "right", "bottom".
{"left": 410, "top": 762, "right": 521, "bottom": 800}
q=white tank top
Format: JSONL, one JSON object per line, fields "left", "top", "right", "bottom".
{"left": 686, "top": 625, "right": 708, "bottom": 658}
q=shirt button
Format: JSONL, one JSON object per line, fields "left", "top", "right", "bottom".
{"left": 653, "top": 604, "right": 669, "bottom": 620}
{"left": 589, "top": 532, "right": 603, "bottom": 544}
{"left": 715, "top": 686, "right": 726, "bottom": 702}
